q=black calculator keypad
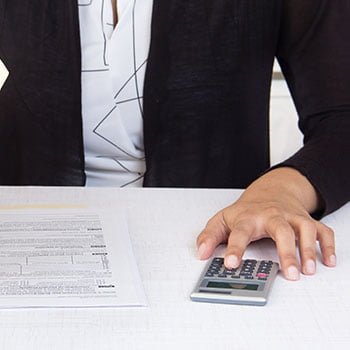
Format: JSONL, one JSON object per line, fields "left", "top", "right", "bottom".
{"left": 205, "top": 258, "right": 274, "bottom": 281}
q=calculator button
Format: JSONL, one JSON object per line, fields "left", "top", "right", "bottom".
{"left": 209, "top": 268, "right": 220, "bottom": 272}
{"left": 243, "top": 264, "right": 253, "bottom": 267}
{"left": 257, "top": 273, "right": 268, "bottom": 278}
{"left": 210, "top": 264, "right": 219, "bottom": 268}
{"left": 244, "top": 276, "right": 254, "bottom": 280}
{"left": 257, "top": 266, "right": 270, "bottom": 270}
{"left": 260, "top": 264, "right": 269, "bottom": 267}
{"left": 223, "top": 269, "right": 235, "bottom": 273}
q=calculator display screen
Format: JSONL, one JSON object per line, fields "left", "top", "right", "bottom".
{"left": 206, "top": 281, "right": 259, "bottom": 291}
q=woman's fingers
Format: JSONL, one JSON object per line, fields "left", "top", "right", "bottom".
{"left": 298, "top": 220, "right": 318, "bottom": 275}
{"left": 265, "top": 217, "right": 300, "bottom": 281}
{"left": 289, "top": 216, "right": 336, "bottom": 273}
{"left": 288, "top": 217, "right": 318, "bottom": 275}
{"left": 316, "top": 222, "right": 336, "bottom": 267}
{"left": 224, "top": 222, "right": 254, "bottom": 269}
{"left": 197, "top": 212, "right": 231, "bottom": 260}
{"left": 197, "top": 202, "right": 336, "bottom": 281}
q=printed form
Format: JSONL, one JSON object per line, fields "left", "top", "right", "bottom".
{"left": 0, "top": 208, "right": 147, "bottom": 308}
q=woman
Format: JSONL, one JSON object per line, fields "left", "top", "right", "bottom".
{"left": 0, "top": 0, "right": 349, "bottom": 280}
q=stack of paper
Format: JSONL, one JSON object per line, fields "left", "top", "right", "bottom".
{"left": 0, "top": 208, "right": 146, "bottom": 308}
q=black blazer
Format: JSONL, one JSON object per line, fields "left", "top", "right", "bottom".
{"left": 0, "top": 0, "right": 349, "bottom": 215}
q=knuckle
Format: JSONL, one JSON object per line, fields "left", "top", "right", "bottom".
{"left": 323, "top": 226, "right": 335, "bottom": 237}
{"left": 318, "top": 225, "right": 335, "bottom": 241}
{"left": 280, "top": 253, "right": 296, "bottom": 263}
{"left": 205, "top": 216, "right": 218, "bottom": 228}
{"left": 197, "top": 229, "right": 213, "bottom": 243}
{"left": 232, "top": 219, "right": 254, "bottom": 233}
{"left": 226, "top": 245, "right": 241, "bottom": 255}
{"left": 227, "top": 233, "right": 250, "bottom": 248}
{"left": 301, "top": 246, "right": 316, "bottom": 257}
{"left": 321, "top": 244, "right": 335, "bottom": 252}
{"left": 264, "top": 205, "right": 283, "bottom": 218}
{"left": 274, "top": 224, "right": 294, "bottom": 239}
{"left": 196, "top": 231, "right": 205, "bottom": 243}
{"left": 301, "top": 219, "right": 317, "bottom": 232}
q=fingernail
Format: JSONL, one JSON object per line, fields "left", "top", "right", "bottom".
{"left": 225, "top": 255, "right": 239, "bottom": 269}
{"left": 286, "top": 266, "right": 299, "bottom": 281}
{"left": 197, "top": 243, "right": 207, "bottom": 259}
{"left": 305, "top": 260, "right": 316, "bottom": 274}
{"left": 329, "top": 254, "right": 337, "bottom": 267}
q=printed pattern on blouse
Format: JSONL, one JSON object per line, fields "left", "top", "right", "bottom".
{"left": 78, "top": 0, "right": 153, "bottom": 187}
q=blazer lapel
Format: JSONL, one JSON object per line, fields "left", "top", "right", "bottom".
{"left": 144, "top": 0, "right": 174, "bottom": 98}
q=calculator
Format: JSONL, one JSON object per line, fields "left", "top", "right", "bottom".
{"left": 191, "top": 257, "right": 279, "bottom": 306}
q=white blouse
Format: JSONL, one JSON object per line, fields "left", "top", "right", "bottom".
{"left": 78, "top": 0, "right": 153, "bottom": 187}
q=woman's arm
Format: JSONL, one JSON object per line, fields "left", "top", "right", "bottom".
{"left": 197, "top": 0, "right": 349, "bottom": 280}
{"left": 197, "top": 167, "right": 336, "bottom": 280}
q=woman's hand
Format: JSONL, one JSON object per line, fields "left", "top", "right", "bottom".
{"left": 196, "top": 167, "right": 336, "bottom": 280}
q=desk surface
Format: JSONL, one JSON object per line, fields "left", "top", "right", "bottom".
{"left": 0, "top": 187, "right": 349, "bottom": 350}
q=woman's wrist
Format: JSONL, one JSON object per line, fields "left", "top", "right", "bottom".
{"left": 240, "top": 167, "right": 320, "bottom": 214}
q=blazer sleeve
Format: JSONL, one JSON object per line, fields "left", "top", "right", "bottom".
{"left": 275, "top": 0, "right": 350, "bottom": 216}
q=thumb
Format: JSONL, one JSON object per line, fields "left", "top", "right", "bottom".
{"left": 196, "top": 211, "right": 231, "bottom": 260}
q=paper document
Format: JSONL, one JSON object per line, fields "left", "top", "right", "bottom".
{"left": 0, "top": 208, "right": 146, "bottom": 308}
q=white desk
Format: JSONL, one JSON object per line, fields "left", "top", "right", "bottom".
{"left": 0, "top": 187, "right": 349, "bottom": 350}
